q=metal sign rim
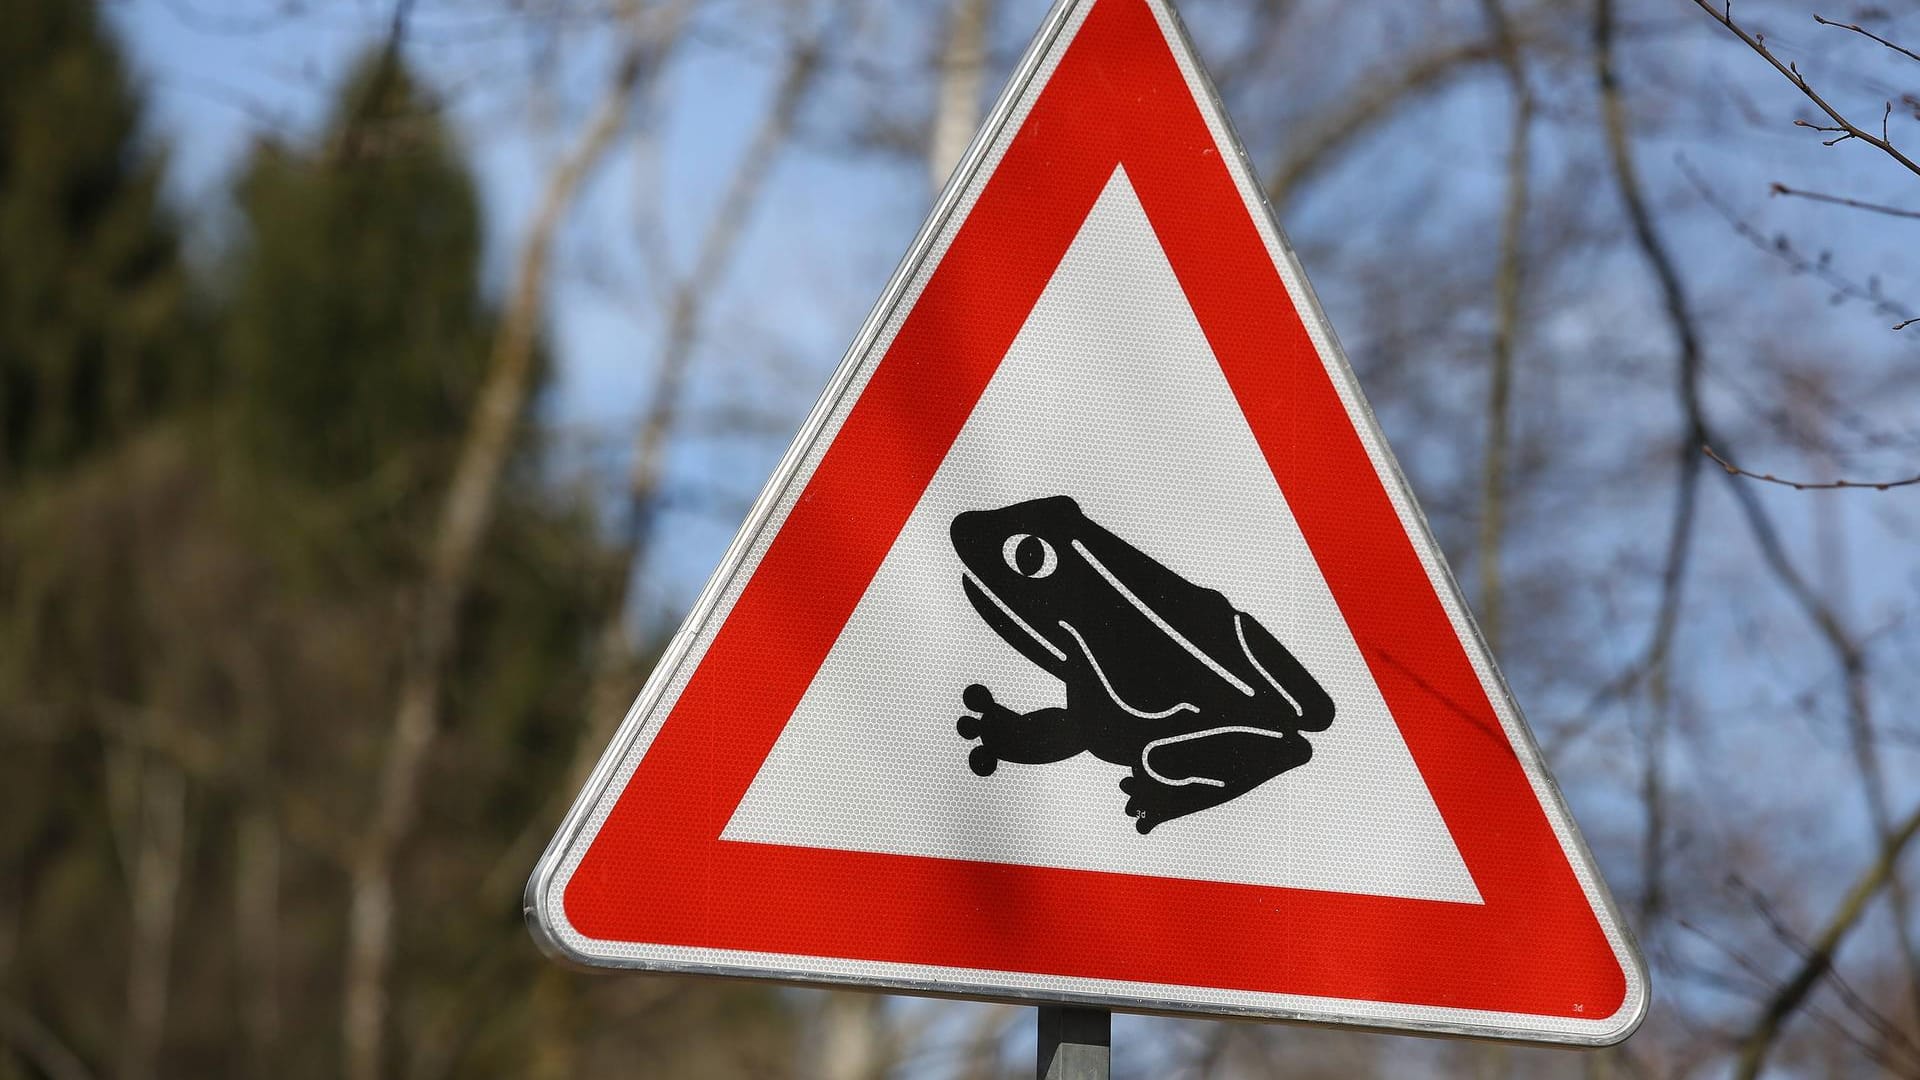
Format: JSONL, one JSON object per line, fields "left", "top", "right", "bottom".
{"left": 526, "top": 0, "right": 1648, "bottom": 1047}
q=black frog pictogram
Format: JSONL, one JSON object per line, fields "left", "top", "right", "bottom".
{"left": 951, "top": 496, "right": 1335, "bottom": 834}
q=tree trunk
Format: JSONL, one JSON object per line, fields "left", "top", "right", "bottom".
{"left": 1474, "top": 0, "right": 1532, "bottom": 657}
{"left": 234, "top": 809, "right": 280, "bottom": 1078}
{"left": 119, "top": 759, "right": 185, "bottom": 1080}
{"left": 814, "top": 993, "right": 887, "bottom": 1080}
{"left": 338, "top": 13, "right": 671, "bottom": 1076}
{"left": 571, "top": 7, "right": 830, "bottom": 797}
{"left": 928, "top": 0, "right": 994, "bottom": 195}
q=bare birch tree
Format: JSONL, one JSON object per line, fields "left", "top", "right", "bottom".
{"left": 340, "top": 7, "right": 694, "bottom": 1078}
{"left": 575, "top": 0, "right": 838, "bottom": 790}
{"left": 116, "top": 759, "right": 185, "bottom": 1080}
{"left": 928, "top": 0, "right": 995, "bottom": 193}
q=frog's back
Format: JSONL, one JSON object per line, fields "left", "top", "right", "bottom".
{"left": 1229, "top": 607, "right": 1335, "bottom": 732}
{"left": 1071, "top": 516, "right": 1326, "bottom": 720}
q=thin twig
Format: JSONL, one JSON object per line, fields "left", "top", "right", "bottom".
{"left": 1686, "top": 0, "right": 1920, "bottom": 179}
{"left": 1730, "top": 874, "right": 1920, "bottom": 1064}
{"left": 1677, "top": 917, "right": 1786, "bottom": 994}
{"left": 1677, "top": 917, "right": 1920, "bottom": 1075}
{"left": 1682, "top": 159, "right": 1919, "bottom": 331}
{"left": 1813, "top": 13, "right": 1920, "bottom": 66}
{"left": 1704, "top": 445, "right": 1920, "bottom": 490}
{"left": 1712, "top": 364, "right": 1920, "bottom": 457}
{"left": 1265, "top": 37, "right": 1508, "bottom": 202}
{"left": 1770, "top": 182, "right": 1920, "bottom": 220}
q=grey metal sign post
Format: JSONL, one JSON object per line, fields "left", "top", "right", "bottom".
{"left": 1038, "top": 1007, "right": 1110, "bottom": 1079}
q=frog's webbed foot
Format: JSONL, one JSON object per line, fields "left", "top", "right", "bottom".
{"left": 1119, "top": 772, "right": 1206, "bottom": 835}
{"left": 955, "top": 684, "right": 993, "bottom": 740}
{"left": 1118, "top": 774, "right": 1157, "bottom": 834}
{"left": 956, "top": 684, "right": 1000, "bottom": 775}
{"left": 1121, "top": 771, "right": 1241, "bottom": 835}
{"left": 956, "top": 684, "right": 1083, "bottom": 777}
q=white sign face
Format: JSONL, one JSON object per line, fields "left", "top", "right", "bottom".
{"left": 530, "top": 0, "right": 1646, "bottom": 1047}
{"left": 725, "top": 173, "right": 1481, "bottom": 906}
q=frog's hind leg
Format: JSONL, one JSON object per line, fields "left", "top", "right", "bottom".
{"left": 957, "top": 684, "right": 1084, "bottom": 777}
{"left": 1122, "top": 727, "right": 1312, "bottom": 834}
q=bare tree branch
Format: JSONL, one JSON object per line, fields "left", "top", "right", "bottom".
{"left": 1604, "top": 9, "right": 1920, "bottom": 1016}
{"left": 1813, "top": 13, "right": 1920, "bottom": 66}
{"left": 0, "top": 1001, "right": 94, "bottom": 1080}
{"left": 1735, "top": 802, "right": 1920, "bottom": 1080}
{"left": 1718, "top": 455, "right": 1920, "bottom": 1024}
{"left": 1265, "top": 37, "right": 1505, "bottom": 204}
{"left": 1596, "top": 0, "right": 1706, "bottom": 926}
{"left": 578, "top": 0, "right": 835, "bottom": 806}
{"left": 1684, "top": 160, "right": 1918, "bottom": 331}
{"left": 1686, "top": 0, "right": 1920, "bottom": 179}
{"left": 1771, "top": 182, "right": 1920, "bottom": 220}
{"left": 524, "top": 10, "right": 834, "bottom": 1074}
{"left": 339, "top": 6, "right": 684, "bottom": 1078}
{"left": 1474, "top": 0, "right": 1535, "bottom": 656}
{"left": 1730, "top": 874, "right": 1920, "bottom": 1065}
{"left": 1679, "top": 916, "right": 1920, "bottom": 1074}
{"left": 1704, "top": 444, "right": 1920, "bottom": 491}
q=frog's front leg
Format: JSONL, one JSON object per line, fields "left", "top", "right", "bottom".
{"left": 1121, "top": 727, "right": 1313, "bottom": 833}
{"left": 956, "top": 684, "right": 1086, "bottom": 777}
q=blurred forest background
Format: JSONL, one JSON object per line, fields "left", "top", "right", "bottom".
{"left": 3, "top": 0, "right": 1920, "bottom": 1076}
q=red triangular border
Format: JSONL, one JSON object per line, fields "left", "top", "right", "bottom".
{"left": 554, "top": 0, "right": 1634, "bottom": 1029}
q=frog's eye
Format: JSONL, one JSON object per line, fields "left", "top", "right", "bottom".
{"left": 1002, "top": 533, "right": 1058, "bottom": 579}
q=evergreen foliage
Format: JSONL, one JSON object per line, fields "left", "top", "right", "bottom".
{"left": 222, "top": 51, "right": 491, "bottom": 500}
{"left": 0, "top": 0, "right": 195, "bottom": 481}
{"left": 0, "top": 12, "right": 794, "bottom": 1073}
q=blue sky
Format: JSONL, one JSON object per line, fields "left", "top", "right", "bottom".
{"left": 110, "top": 0, "right": 1920, "bottom": 621}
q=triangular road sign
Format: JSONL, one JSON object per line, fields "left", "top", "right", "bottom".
{"left": 529, "top": 0, "right": 1646, "bottom": 1045}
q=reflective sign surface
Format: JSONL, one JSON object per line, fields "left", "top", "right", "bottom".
{"left": 528, "top": 0, "right": 1647, "bottom": 1045}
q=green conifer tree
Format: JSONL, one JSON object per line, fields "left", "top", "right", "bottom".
{"left": 0, "top": 18, "right": 794, "bottom": 1075}
{"left": 222, "top": 48, "right": 494, "bottom": 543}
{"left": 0, "top": 3, "right": 201, "bottom": 1071}
{"left": 0, "top": 0, "right": 195, "bottom": 482}
{"left": 216, "top": 46, "right": 796, "bottom": 1077}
